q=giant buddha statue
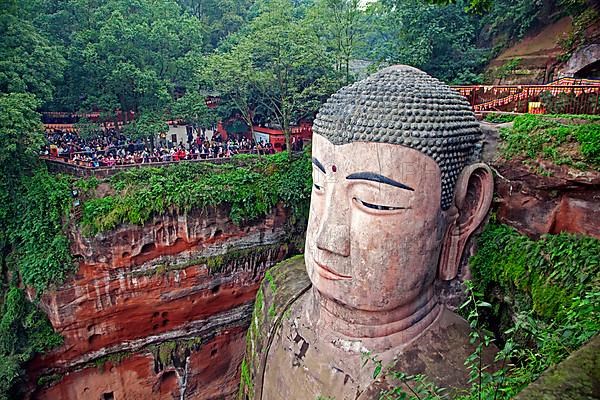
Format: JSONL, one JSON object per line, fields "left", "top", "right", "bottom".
{"left": 240, "top": 65, "right": 495, "bottom": 400}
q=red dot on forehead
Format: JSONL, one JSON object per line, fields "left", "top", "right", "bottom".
{"left": 332, "top": 165, "right": 337, "bottom": 172}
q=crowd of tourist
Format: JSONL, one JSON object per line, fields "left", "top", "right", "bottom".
{"left": 41, "top": 128, "right": 281, "bottom": 168}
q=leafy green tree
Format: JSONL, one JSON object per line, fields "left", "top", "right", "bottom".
{"left": 0, "top": 287, "right": 63, "bottom": 400}
{"left": 0, "top": 2, "right": 65, "bottom": 103}
{"left": 123, "top": 110, "right": 169, "bottom": 149}
{"left": 36, "top": 0, "right": 204, "bottom": 118}
{"left": 0, "top": 93, "right": 66, "bottom": 400}
{"left": 177, "top": 0, "right": 254, "bottom": 49}
{"left": 478, "top": 0, "right": 548, "bottom": 47}
{"left": 233, "top": 0, "right": 340, "bottom": 155}
{"left": 429, "top": 0, "right": 493, "bottom": 14}
{"left": 172, "top": 91, "right": 218, "bottom": 129}
{"left": 201, "top": 49, "right": 259, "bottom": 137}
{"left": 306, "top": 0, "right": 364, "bottom": 85}
{"left": 0, "top": 93, "right": 44, "bottom": 250}
{"left": 360, "top": 0, "right": 487, "bottom": 83}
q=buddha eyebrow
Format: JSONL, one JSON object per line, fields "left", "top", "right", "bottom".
{"left": 346, "top": 172, "right": 414, "bottom": 191}
{"left": 312, "top": 157, "right": 326, "bottom": 174}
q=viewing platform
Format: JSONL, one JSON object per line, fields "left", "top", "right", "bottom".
{"left": 42, "top": 154, "right": 254, "bottom": 178}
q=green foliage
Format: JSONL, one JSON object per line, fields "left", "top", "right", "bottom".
{"left": 0, "top": 36, "right": 67, "bottom": 397}
{"left": 360, "top": 0, "right": 490, "bottom": 83}
{"left": 150, "top": 337, "right": 203, "bottom": 369}
{"left": 80, "top": 150, "right": 312, "bottom": 234}
{"left": 12, "top": 170, "right": 75, "bottom": 291}
{"left": 176, "top": 0, "right": 254, "bottom": 49}
{"left": 240, "top": 358, "right": 254, "bottom": 395}
{"left": 0, "top": 4, "right": 65, "bottom": 103}
{"left": 74, "top": 117, "right": 102, "bottom": 140}
{"left": 428, "top": 0, "right": 493, "bottom": 14}
{"left": 364, "top": 221, "right": 599, "bottom": 400}
{"left": 499, "top": 114, "right": 600, "bottom": 170}
{"left": 36, "top": 373, "right": 63, "bottom": 388}
{"left": 210, "top": 0, "right": 341, "bottom": 152}
{"left": 557, "top": 7, "right": 599, "bottom": 61}
{"left": 478, "top": 0, "right": 545, "bottom": 46}
{"left": 484, "top": 113, "right": 517, "bottom": 123}
{"left": 305, "top": 0, "right": 363, "bottom": 85}
{"left": 0, "top": 93, "right": 44, "bottom": 248}
{"left": 465, "top": 220, "right": 599, "bottom": 397}
{"left": 171, "top": 91, "right": 218, "bottom": 128}
{"left": 93, "top": 350, "right": 133, "bottom": 372}
{"left": 540, "top": 90, "right": 600, "bottom": 115}
{"left": 470, "top": 221, "right": 599, "bottom": 319}
{"left": 493, "top": 57, "right": 522, "bottom": 82}
{"left": 34, "top": 0, "right": 204, "bottom": 113}
{"left": 264, "top": 270, "right": 277, "bottom": 293}
{"left": 122, "top": 109, "right": 169, "bottom": 142}
{"left": 131, "top": 243, "right": 287, "bottom": 277}
{"left": 0, "top": 287, "right": 63, "bottom": 400}
{"left": 361, "top": 352, "right": 448, "bottom": 399}
{"left": 74, "top": 176, "right": 100, "bottom": 196}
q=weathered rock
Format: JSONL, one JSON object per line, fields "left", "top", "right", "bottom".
{"left": 559, "top": 44, "right": 600, "bottom": 79}
{"left": 486, "top": 17, "right": 573, "bottom": 84}
{"left": 480, "top": 122, "right": 600, "bottom": 239}
{"left": 515, "top": 335, "right": 600, "bottom": 400}
{"left": 27, "top": 203, "right": 302, "bottom": 399}
{"left": 33, "top": 327, "right": 248, "bottom": 400}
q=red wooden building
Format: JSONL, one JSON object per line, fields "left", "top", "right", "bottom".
{"left": 252, "top": 121, "right": 312, "bottom": 151}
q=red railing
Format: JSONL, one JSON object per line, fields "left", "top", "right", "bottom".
{"left": 453, "top": 78, "right": 600, "bottom": 115}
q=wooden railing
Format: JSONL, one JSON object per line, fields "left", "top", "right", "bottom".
{"left": 453, "top": 78, "right": 600, "bottom": 114}
{"left": 41, "top": 151, "right": 257, "bottom": 178}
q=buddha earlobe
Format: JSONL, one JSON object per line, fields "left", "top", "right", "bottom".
{"left": 439, "top": 163, "right": 494, "bottom": 281}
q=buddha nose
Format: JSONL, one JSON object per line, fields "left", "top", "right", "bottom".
{"left": 315, "top": 186, "right": 351, "bottom": 257}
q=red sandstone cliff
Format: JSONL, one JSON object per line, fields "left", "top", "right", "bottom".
{"left": 28, "top": 203, "right": 301, "bottom": 400}
{"left": 480, "top": 121, "right": 600, "bottom": 240}
{"left": 493, "top": 158, "right": 600, "bottom": 239}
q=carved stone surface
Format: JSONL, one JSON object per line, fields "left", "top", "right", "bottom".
{"left": 313, "top": 65, "right": 482, "bottom": 209}
{"left": 240, "top": 66, "right": 496, "bottom": 400}
{"left": 27, "top": 204, "right": 299, "bottom": 399}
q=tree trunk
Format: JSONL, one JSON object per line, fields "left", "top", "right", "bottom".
{"left": 283, "top": 117, "right": 291, "bottom": 161}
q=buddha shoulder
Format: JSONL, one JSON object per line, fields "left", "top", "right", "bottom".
{"left": 239, "top": 255, "right": 311, "bottom": 400}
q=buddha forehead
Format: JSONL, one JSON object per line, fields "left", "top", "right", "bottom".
{"left": 312, "top": 134, "right": 440, "bottom": 189}
{"left": 312, "top": 65, "right": 482, "bottom": 210}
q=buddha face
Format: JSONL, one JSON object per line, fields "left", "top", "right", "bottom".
{"left": 305, "top": 133, "right": 447, "bottom": 311}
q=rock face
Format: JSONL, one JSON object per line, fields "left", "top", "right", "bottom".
{"left": 479, "top": 121, "right": 600, "bottom": 240}
{"left": 28, "top": 203, "right": 301, "bottom": 399}
{"left": 486, "top": 17, "right": 573, "bottom": 84}
{"left": 514, "top": 334, "right": 600, "bottom": 400}
{"left": 558, "top": 44, "right": 600, "bottom": 79}
{"left": 493, "top": 159, "right": 600, "bottom": 239}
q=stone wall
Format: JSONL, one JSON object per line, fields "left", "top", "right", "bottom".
{"left": 27, "top": 203, "right": 302, "bottom": 400}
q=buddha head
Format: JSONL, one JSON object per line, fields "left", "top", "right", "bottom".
{"left": 305, "top": 66, "right": 493, "bottom": 328}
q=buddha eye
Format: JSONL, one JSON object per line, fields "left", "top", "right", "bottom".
{"left": 353, "top": 197, "right": 404, "bottom": 211}
{"left": 313, "top": 183, "right": 323, "bottom": 192}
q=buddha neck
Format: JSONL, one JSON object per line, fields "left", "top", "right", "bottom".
{"left": 310, "top": 285, "right": 441, "bottom": 352}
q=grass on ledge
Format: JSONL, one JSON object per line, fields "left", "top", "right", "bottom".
{"left": 498, "top": 114, "right": 600, "bottom": 170}
{"left": 79, "top": 150, "right": 312, "bottom": 235}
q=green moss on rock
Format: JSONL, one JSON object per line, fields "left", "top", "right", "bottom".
{"left": 515, "top": 335, "right": 600, "bottom": 400}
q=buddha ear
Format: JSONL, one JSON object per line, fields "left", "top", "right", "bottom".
{"left": 438, "top": 163, "right": 494, "bottom": 281}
